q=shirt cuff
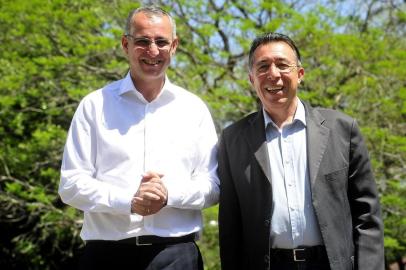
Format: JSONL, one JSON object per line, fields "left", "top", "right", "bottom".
{"left": 110, "top": 187, "right": 135, "bottom": 214}
{"left": 165, "top": 182, "right": 187, "bottom": 207}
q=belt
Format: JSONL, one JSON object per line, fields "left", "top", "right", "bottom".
{"left": 270, "top": 246, "right": 328, "bottom": 262}
{"left": 86, "top": 233, "right": 197, "bottom": 246}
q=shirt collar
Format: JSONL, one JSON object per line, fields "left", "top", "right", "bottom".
{"left": 118, "top": 72, "right": 171, "bottom": 103}
{"left": 294, "top": 99, "right": 306, "bottom": 126}
{"left": 263, "top": 97, "right": 307, "bottom": 129}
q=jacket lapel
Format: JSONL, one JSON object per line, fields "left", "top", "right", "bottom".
{"left": 304, "top": 102, "right": 330, "bottom": 186}
{"left": 243, "top": 110, "right": 272, "bottom": 184}
{"left": 242, "top": 103, "right": 330, "bottom": 187}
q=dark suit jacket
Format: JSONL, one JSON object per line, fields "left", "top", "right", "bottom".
{"left": 218, "top": 101, "right": 384, "bottom": 270}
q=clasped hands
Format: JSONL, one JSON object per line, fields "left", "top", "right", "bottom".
{"left": 131, "top": 171, "right": 168, "bottom": 216}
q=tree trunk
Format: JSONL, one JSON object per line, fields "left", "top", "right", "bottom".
{"left": 397, "top": 256, "right": 405, "bottom": 270}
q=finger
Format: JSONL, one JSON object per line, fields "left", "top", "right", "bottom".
{"left": 133, "top": 197, "right": 165, "bottom": 210}
{"left": 139, "top": 182, "right": 166, "bottom": 198}
{"left": 132, "top": 199, "right": 165, "bottom": 216}
{"left": 149, "top": 200, "right": 166, "bottom": 210}
{"left": 132, "top": 203, "right": 158, "bottom": 216}
{"left": 137, "top": 191, "right": 161, "bottom": 200}
{"left": 133, "top": 196, "right": 152, "bottom": 206}
{"left": 131, "top": 204, "right": 147, "bottom": 216}
{"left": 142, "top": 172, "right": 164, "bottom": 181}
{"left": 144, "top": 171, "right": 164, "bottom": 178}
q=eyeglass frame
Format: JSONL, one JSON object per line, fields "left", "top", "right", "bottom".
{"left": 254, "top": 61, "right": 300, "bottom": 75}
{"left": 124, "top": 34, "right": 174, "bottom": 50}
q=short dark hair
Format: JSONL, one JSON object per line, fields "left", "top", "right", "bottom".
{"left": 248, "top": 33, "right": 301, "bottom": 70}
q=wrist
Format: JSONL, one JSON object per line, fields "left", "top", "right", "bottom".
{"left": 130, "top": 196, "right": 136, "bottom": 213}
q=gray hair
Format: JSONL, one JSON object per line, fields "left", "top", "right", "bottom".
{"left": 125, "top": 6, "right": 176, "bottom": 38}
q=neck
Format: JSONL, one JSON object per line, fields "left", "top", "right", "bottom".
{"left": 131, "top": 73, "right": 165, "bottom": 102}
{"left": 265, "top": 98, "right": 298, "bottom": 128}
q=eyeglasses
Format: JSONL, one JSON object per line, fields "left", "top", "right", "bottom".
{"left": 125, "top": 35, "right": 172, "bottom": 50}
{"left": 255, "top": 62, "right": 299, "bottom": 75}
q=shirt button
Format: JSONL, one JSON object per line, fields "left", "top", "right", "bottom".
{"left": 264, "top": 255, "right": 270, "bottom": 263}
{"left": 264, "top": 219, "right": 270, "bottom": 227}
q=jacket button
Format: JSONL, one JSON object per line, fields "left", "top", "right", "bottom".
{"left": 264, "top": 219, "right": 270, "bottom": 227}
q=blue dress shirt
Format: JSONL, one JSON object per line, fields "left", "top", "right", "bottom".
{"left": 264, "top": 98, "right": 323, "bottom": 248}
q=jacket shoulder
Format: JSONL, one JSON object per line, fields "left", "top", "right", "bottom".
{"left": 222, "top": 111, "right": 259, "bottom": 136}
{"left": 313, "top": 107, "right": 354, "bottom": 122}
{"left": 307, "top": 103, "right": 356, "bottom": 131}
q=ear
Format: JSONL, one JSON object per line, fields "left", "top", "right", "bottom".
{"left": 121, "top": 35, "right": 129, "bottom": 55}
{"left": 249, "top": 72, "right": 254, "bottom": 85}
{"left": 170, "top": 36, "right": 179, "bottom": 55}
{"left": 297, "top": 66, "right": 305, "bottom": 82}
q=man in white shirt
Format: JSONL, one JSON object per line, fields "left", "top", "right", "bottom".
{"left": 59, "top": 5, "right": 219, "bottom": 270}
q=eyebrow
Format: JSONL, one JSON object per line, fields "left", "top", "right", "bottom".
{"left": 255, "top": 57, "right": 290, "bottom": 65}
{"left": 133, "top": 34, "right": 170, "bottom": 40}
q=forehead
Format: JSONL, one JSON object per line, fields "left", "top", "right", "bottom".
{"left": 252, "top": 41, "right": 297, "bottom": 63}
{"left": 131, "top": 12, "right": 173, "bottom": 37}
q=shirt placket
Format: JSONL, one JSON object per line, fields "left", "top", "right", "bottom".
{"left": 143, "top": 103, "right": 149, "bottom": 173}
{"left": 282, "top": 130, "right": 301, "bottom": 247}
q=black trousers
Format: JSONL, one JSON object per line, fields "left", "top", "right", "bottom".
{"left": 269, "top": 261, "right": 331, "bottom": 270}
{"left": 79, "top": 240, "right": 203, "bottom": 270}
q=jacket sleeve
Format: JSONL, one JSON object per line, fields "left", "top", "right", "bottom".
{"left": 348, "top": 120, "right": 384, "bottom": 270}
{"left": 218, "top": 130, "right": 244, "bottom": 270}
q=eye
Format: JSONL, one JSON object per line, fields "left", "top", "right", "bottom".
{"left": 257, "top": 64, "right": 269, "bottom": 72}
{"left": 134, "top": 38, "right": 150, "bottom": 47}
{"left": 155, "top": 39, "right": 171, "bottom": 48}
{"left": 276, "top": 63, "right": 290, "bottom": 71}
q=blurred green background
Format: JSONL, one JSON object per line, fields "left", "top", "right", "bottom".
{"left": 1, "top": 0, "right": 405, "bottom": 269}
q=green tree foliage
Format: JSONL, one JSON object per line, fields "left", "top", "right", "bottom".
{"left": 0, "top": 0, "right": 129, "bottom": 268}
{"left": 0, "top": 0, "right": 405, "bottom": 269}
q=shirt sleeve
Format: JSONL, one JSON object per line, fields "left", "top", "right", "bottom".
{"left": 165, "top": 105, "right": 220, "bottom": 209}
{"left": 58, "top": 98, "right": 134, "bottom": 215}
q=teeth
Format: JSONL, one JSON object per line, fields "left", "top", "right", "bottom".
{"left": 265, "top": 87, "right": 282, "bottom": 92}
{"left": 143, "top": 59, "right": 161, "bottom": 65}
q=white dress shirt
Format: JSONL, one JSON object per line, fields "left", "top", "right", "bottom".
{"left": 264, "top": 98, "right": 323, "bottom": 248}
{"left": 59, "top": 73, "right": 219, "bottom": 240}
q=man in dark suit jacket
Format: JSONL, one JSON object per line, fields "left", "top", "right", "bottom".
{"left": 218, "top": 33, "right": 384, "bottom": 270}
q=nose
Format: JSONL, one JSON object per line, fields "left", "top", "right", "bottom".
{"left": 147, "top": 42, "right": 160, "bottom": 56}
{"left": 267, "top": 64, "right": 281, "bottom": 79}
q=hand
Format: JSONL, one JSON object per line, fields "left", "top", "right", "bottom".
{"left": 131, "top": 171, "right": 168, "bottom": 216}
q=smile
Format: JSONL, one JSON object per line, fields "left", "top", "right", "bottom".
{"left": 265, "top": 87, "right": 283, "bottom": 93}
{"left": 142, "top": 59, "right": 162, "bottom": 65}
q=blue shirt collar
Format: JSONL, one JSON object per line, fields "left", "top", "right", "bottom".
{"left": 263, "top": 98, "right": 307, "bottom": 129}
